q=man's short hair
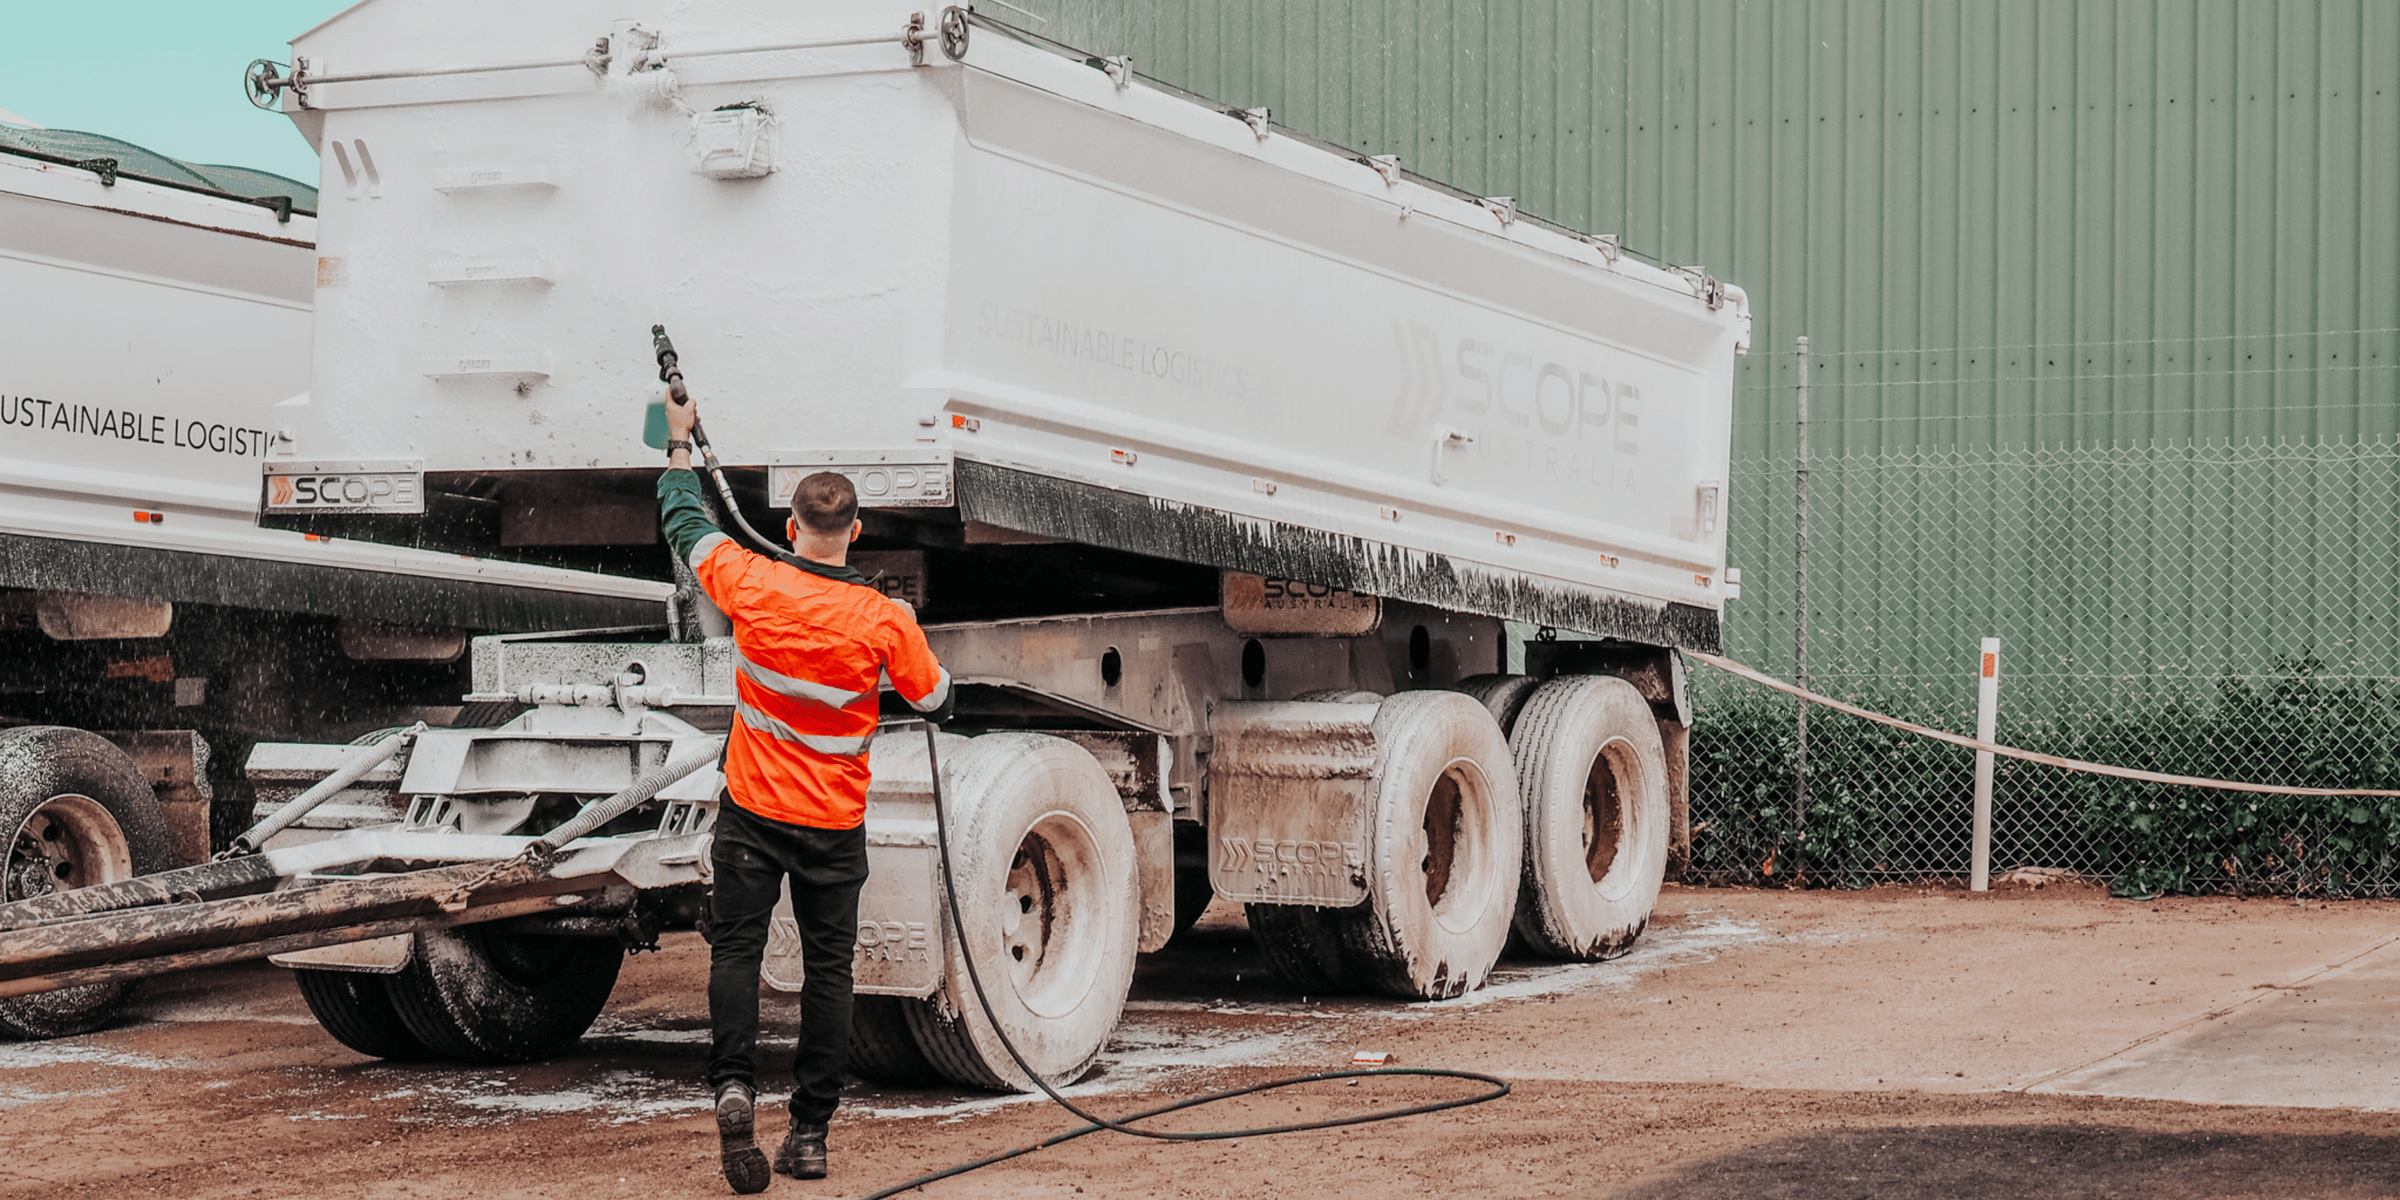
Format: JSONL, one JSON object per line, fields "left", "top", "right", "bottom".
{"left": 790, "top": 471, "right": 859, "bottom": 536}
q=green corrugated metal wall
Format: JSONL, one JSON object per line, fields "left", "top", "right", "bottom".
{"left": 1018, "top": 1, "right": 2400, "bottom": 690}
{"left": 1026, "top": 0, "right": 2398, "bottom": 450}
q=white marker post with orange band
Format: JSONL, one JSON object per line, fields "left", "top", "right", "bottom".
{"left": 1971, "top": 638, "right": 2001, "bottom": 892}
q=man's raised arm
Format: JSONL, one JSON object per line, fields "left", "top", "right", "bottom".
{"left": 656, "top": 388, "right": 728, "bottom": 566}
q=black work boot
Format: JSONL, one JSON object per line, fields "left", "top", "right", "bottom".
{"left": 715, "top": 1081, "right": 771, "bottom": 1194}
{"left": 775, "top": 1121, "right": 829, "bottom": 1180}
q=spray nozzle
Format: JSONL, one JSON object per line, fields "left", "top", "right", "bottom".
{"left": 652, "top": 323, "right": 688, "bottom": 404}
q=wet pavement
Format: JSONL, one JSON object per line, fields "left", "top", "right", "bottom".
{"left": 5, "top": 883, "right": 2400, "bottom": 1198}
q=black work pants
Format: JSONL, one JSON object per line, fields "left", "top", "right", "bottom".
{"left": 706, "top": 799, "right": 869, "bottom": 1126}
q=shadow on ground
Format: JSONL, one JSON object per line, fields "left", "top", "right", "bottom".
{"left": 1606, "top": 1124, "right": 2400, "bottom": 1199}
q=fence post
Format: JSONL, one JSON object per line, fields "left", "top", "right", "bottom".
{"left": 1793, "top": 336, "right": 1810, "bottom": 844}
{"left": 1970, "top": 637, "right": 2001, "bottom": 891}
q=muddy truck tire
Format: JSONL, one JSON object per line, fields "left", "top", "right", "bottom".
{"left": 0, "top": 726, "right": 172, "bottom": 1039}
{"left": 903, "top": 733, "right": 1137, "bottom": 1092}
{"left": 847, "top": 994, "right": 943, "bottom": 1086}
{"left": 1245, "top": 901, "right": 1365, "bottom": 995}
{"left": 1508, "top": 676, "right": 1671, "bottom": 960}
{"left": 1168, "top": 821, "right": 1216, "bottom": 944}
{"left": 293, "top": 969, "right": 435, "bottom": 1061}
{"left": 1338, "top": 692, "right": 1523, "bottom": 1000}
{"left": 385, "top": 925, "right": 624, "bottom": 1063}
{"left": 1452, "top": 673, "right": 1544, "bottom": 737}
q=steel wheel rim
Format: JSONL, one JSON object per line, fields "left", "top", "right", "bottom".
{"left": 1000, "top": 811, "right": 1106, "bottom": 1019}
{"left": 1584, "top": 738, "right": 1639, "bottom": 901}
{"left": 1417, "top": 758, "right": 1496, "bottom": 936}
{"left": 6, "top": 794, "right": 134, "bottom": 902}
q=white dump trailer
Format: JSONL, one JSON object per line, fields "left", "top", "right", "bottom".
{"left": 0, "top": 138, "right": 671, "bottom": 1038}
{"left": 0, "top": 2, "right": 1749, "bottom": 1086}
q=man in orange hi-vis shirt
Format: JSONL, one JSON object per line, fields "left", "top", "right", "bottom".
{"left": 657, "top": 392, "right": 951, "bottom": 1193}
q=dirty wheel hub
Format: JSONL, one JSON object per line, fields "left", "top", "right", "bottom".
{"left": 5, "top": 796, "right": 131, "bottom": 902}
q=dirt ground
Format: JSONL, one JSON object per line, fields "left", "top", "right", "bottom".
{"left": 7, "top": 880, "right": 2400, "bottom": 1199}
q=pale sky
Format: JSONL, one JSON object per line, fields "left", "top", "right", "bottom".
{"left": 3, "top": 1, "right": 354, "bottom": 185}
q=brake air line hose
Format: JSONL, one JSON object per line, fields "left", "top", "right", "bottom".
{"left": 852, "top": 722, "right": 1511, "bottom": 1199}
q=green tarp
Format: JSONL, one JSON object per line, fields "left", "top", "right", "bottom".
{"left": 0, "top": 124, "right": 315, "bottom": 207}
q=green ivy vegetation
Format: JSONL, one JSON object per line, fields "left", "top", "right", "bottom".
{"left": 1685, "top": 657, "right": 2400, "bottom": 897}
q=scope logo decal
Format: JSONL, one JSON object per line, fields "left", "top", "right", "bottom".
{"left": 263, "top": 461, "right": 426, "bottom": 514}
{"left": 1218, "top": 836, "right": 1364, "bottom": 879}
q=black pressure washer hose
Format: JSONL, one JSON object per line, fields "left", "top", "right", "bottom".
{"left": 852, "top": 721, "right": 1511, "bottom": 1199}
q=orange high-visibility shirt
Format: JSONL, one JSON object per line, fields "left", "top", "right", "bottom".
{"left": 689, "top": 530, "right": 950, "bottom": 829}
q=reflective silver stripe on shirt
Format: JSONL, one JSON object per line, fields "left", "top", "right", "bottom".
{"left": 735, "top": 698, "right": 873, "bottom": 757}
{"left": 688, "top": 530, "right": 733, "bottom": 572}
{"left": 737, "top": 648, "right": 870, "bottom": 710}
{"left": 906, "top": 665, "right": 953, "bottom": 713}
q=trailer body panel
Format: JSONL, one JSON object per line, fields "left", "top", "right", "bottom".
{"left": 273, "top": 0, "right": 1747, "bottom": 644}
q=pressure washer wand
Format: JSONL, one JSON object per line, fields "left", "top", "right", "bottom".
{"left": 652, "top": 323, "right": 787, "bottom": 558}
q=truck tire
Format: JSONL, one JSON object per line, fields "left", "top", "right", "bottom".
{"left": 904, "top": 733, "right": 1138, "bottom": 1091}
{"left": 1508, "top": 676, "right": 1670, "bottom": 960}
{"left": 1453, "top": 674, "right": 1543, "bottom": 737}
{"left": 1169, "top": 821, "right": 1215, "bottom": 943}
{"left": 292, "top": 969, "right": 434, "bottom": 1061}
{"left": 847, "top": 994, "right": 943, "bottom": 1086}
{"left": 1244, "top": 902, "right": 1364, "bottom": 995}
{"left": 384, "top": 925, "right": 623, "bottom": 1063}
{"left": 1337, "top": 692, "right": 1522, "bottom": 1000}
{"left": 0, "top": 726, "right": 171, "bottom": 1039}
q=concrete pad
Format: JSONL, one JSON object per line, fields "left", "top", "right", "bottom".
{"left": 2034, "top": 933, "right": 2400, "bottom": 1110}
{"left": 21, "top": 889, "right": 2400, "bottom": 1200}
{"left": 1340, "top": 887, "right": 2400, "bottom": 1098}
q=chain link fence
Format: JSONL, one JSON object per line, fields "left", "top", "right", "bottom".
{"left": 1689, "top": 436, "right": 2400, "bottom": 895}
